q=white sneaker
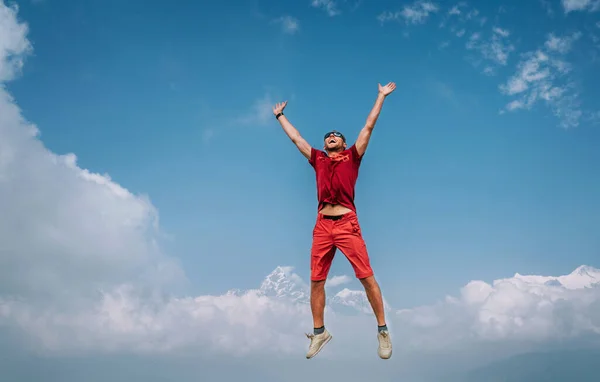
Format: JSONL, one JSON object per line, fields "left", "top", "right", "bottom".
{"left": 377, "top": 330, "right": 392, "bottom": 359}
{"left": 305, "top": 329, "right": 332, "bottom": 359}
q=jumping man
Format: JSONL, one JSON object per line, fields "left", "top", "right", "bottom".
{"left": 272, "top": 82, "right": 397, "bottom": 360}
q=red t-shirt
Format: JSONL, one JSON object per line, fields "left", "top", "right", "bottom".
{"left": 308, "top": 144, "right": 363, "bottom": 212}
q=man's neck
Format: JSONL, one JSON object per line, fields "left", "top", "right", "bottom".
{"left": 326, "top": 148, "right": 344, "bottom": 157}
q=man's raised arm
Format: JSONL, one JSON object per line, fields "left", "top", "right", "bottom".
{"left": 273, "top": 101, "right": 312, "bottom": 160}
{"left": 354, "top": 82, "right": 396, "bottom": 157}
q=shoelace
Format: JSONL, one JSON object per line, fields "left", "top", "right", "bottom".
{"left": 378, "top": 331, "right": 391, "bottom": 347}
{"left": 306, "top": 332, "right": 328, "bottom": 349}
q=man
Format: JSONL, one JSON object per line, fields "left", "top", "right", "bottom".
{"left": 272, "top": 82, "right": 397, "bottom": 360}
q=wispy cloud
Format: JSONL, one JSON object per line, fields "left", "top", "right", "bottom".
{"left": 273, "top": 16, "right": 300, "bottom": 34}
{"left": 561, "top": 0, "right": 600, "bottom": 13}
{"left": 545, "top": 31, "right": 582, "bottom": 53}
{"left": 311, "top": 0, "right": 340, "bottom": 17}
{"left": 464, "top": 8, "right": 487, "bottom": 26}
{"left": 235, "top": 93, "right": 276, "bottom": 127}
{"left": 499, "top": 32, "right": 583, "bottom": 128}
{"left": 377, "top": 1, "right": 439, "bottom": 25}
{"left": 439, "top": 3, "right": 487, "bottom": 33}
{"left": 447, "top": 3, "right": 466, "bottom": 16}
{"left": 540, "top": 0, "right": 555, "bottom": 16}
{"left": 465, "top": 26, "right": 515, "bottom": 75}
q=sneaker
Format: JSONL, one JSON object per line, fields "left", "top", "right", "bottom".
{"left": 377, "top": 330, "right": 392, "bottom": 359}
{"left": 305, "top": 329, "right": 332, "bottom": 359}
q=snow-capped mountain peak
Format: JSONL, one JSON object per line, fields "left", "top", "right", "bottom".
{"left": 331, "top": 288, "right": 392, "bottom": 313}
{"left": 238, "top": 266, "right": 386, "bottom": 314}
{"left": 560, "top": 265, "right": 600, "bottom": 289}
{"left": 512, "top": 265, "right": 600, "bottom": 290}
{"left": 258, "top": 266, "right": 309, "bottom": 303}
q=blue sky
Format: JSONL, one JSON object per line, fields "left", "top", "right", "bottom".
{"left": 7, "top": 0, "right": 600, "bottom": 309}
{"left": 2, "top": 0, "right": 600, "bottom": 380}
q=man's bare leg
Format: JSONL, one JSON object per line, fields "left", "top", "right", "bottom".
{"left": 359, "top": 275, "right": 386, "bottom": 325}
{"left": 360, "top": 275, "right": 392, "bottom": 359}
{"left": 306, "top": 279, "right": 332, "bottom": 359}
{"left": 311, "top": 280, "right": 326, "bottom": 328}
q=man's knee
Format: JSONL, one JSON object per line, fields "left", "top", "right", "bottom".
{"left": 359, "top": 274, "right": 377, "bottom": 287}
{"left": 311, "top": 279, "right": 326, "bottom": 290}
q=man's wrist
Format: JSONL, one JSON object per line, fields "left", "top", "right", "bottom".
{"left": 275, "top": 112, "right": 284, "bottom": 119}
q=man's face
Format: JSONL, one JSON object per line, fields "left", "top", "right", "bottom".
{"left": 324, "top": 131, "right": 346, "bottom": 151}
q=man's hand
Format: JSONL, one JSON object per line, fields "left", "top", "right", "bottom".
{"left": 273, "top": 101, "right": 287, "bottom": 116}
{"left": 378, "top": 82, "right": 396, "bottom": 97}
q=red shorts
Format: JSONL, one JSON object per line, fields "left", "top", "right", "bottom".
{"left": 310, "top": 211, "right": 374, "bottom": 281}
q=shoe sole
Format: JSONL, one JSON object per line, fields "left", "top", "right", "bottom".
{"left": 306, "top": 334, "right": 332, "bottom": 359}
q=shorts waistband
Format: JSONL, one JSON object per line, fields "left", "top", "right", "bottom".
{"left": 317, "top": 211, "right": 356, "bottom": 221}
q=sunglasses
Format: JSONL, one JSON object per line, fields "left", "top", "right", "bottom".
{"left": 323, "top": 131, "right": 345, "bottom": 141}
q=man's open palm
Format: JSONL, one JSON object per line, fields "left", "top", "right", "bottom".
{"left": 273, "top": 101, "right": 287, "bottom": 116}
{"left": 379, "top": 82, "right": 396, "bottom": 96}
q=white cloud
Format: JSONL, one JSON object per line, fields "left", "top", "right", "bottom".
{"left": 377, "top": 1, "right": 439, "bottom": 25}
{"left": 499, "top": 32, "right": 583, "bottom": 128}
{"left": 439, "top": 4, "right": 487, "bottom": 37}
{"left": 311, "top": 0, "right": 340, "bottom": 17}
{"left": 326, "top": 275, "right": 352, "bottom": 287}
{"left": 545, "top": 32, "right": 582, "bottom": 53}
{"left": 561, "top": 0, "right": 600, "bottom": 13}
{"left": 0, "top": 2, "right": 186, "bottom": 302}
{"left": 448, "top": 4, "right": 464, "bottom": 16}
{"left": 273, "top": 16, "right": 299, "bottom": 34}
{"left": 493, "top": 27, "right": 510, "bottom": 38}
{"left": 0, "top": 0, "right": 184, "bottom": 353}
{"left": 4, "top": 262, "right": 600, "bottom": 358}
{"left": 465, "top": 26, "right": 515, "bottom": 75}
{"left": 466, "top": 9, "right": 486, "bottom": 26}
{"left": 0, "top": 2, "right": 31, "bottom": 81}
{"left": 396, "top": 265, "right": 600, "bottom": 349}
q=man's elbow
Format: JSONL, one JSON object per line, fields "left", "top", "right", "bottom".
{"left": 289, "top": 133, "right": 301, "bottom": 143}
{"left": 363, "top": 122, "right": 375, "bottom": 133}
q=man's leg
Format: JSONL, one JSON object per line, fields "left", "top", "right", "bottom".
{"left": 334, "top": 212, "right": 392, "bottom": 359}
{"left": 310, "top": 279, "right": 327, "bottom": 329}
{"left": 359, "top": 275, "right": 386, "bottom": 327}
{"left": 306, "top": 216, "right": 335, "bottom": 359}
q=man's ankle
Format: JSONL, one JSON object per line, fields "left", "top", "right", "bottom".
{"left": 378, "top": 324, "right": 387, "bottom": 333}
{"left": 314, "top": 326, "right": 325, "bottom": 335}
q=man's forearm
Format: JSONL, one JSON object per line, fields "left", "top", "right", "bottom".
{"left": 365, "top": 93, "right": 386, "bottom": 130}
{"left": 276, "top": 114, "right": 312, "bottom": 159}
{"left": 278, "top": 115, "right": 302, "bottom": 142}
